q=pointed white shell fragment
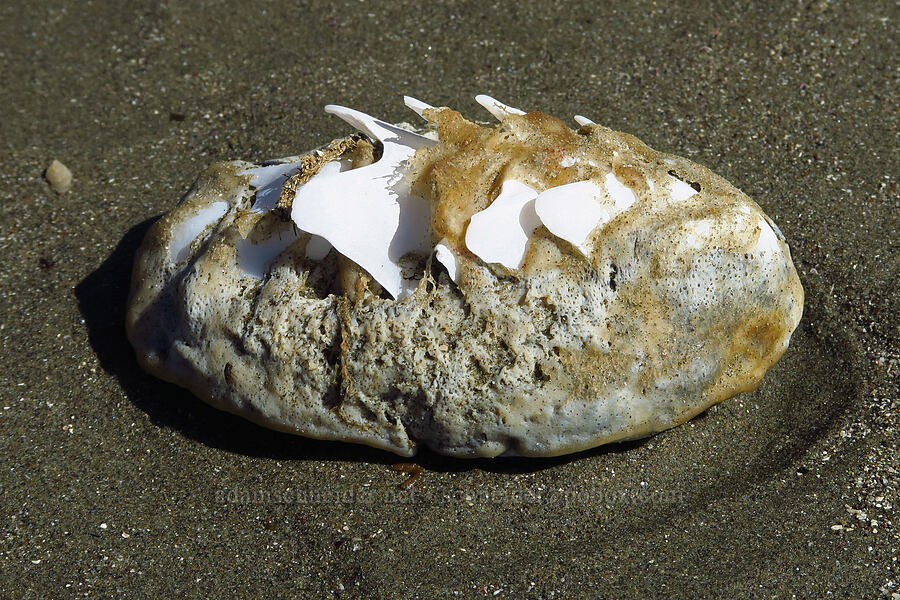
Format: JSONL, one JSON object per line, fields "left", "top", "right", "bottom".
{"left": 254, "top": 159, "right": 349, "bottom": 214}
{"left": 670, "top": 177, "right": 699, "bottom": 201}
{"left": 474, "top": 94, "right": 526, "bottom": 120}
{"left": 574, "top": 115, "right": 595, "bottom": 126}
{"left": 239, "top": 161, "right": 299, "bottom": 189}
{"left": 169, "top": 201, "right": 228, "bottom": 263}
{"left": 238, "top": 161, "right": 303, "bottom": 213}
{"left": 324, "top": 104, "right": 435, "bottom": 151}
{"left": 434, "top": 241, "right": 459, "bottom": 283}
{"left": 604, "top": 173, "right": 637, "bottom": 211}
{"left": 304, "top": 234, "right": 332, "bottom": 260}
{"left": 315, "top": 159, "right": 349, "bottom": 178}
{"left": 534, "top": 175, "right": 637, "bottom": 255}
{"left": 534, "top": 181, "right": 608, "bottom": 254}
{"left": 237, "top": 230, "right": 298, "bottom": 279}
{"left": 292, "top": 106, "right": 437, "bottom": 300}
{"left": 465, "top": 180, "right": 540, "bottom": 269}
{"left": 754, "top": 216, "right": 781, "bottom": 257}
{"left": 403, "top": 96, "right": 434, "bottom": 119}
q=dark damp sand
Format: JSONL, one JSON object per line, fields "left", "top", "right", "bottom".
{"left": 1, "top": 1, "right": 896, "bottom": 597}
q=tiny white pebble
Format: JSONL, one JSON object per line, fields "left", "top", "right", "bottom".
{"left": 45, "top": 159, "right": 73, "bottom": 194}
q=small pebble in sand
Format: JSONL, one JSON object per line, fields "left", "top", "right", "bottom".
{"left": 45, "top": 159, "right": 72, "bottom": 193}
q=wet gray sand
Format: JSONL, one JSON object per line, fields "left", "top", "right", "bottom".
{"left": 1, "top": 1, "right": 897, "bottom": 597}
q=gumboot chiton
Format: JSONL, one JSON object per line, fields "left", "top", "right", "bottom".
{"left": 126, "top": 96, "right": 804, "bottom": 457}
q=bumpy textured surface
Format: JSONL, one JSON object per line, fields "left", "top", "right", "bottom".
{"left": 127, "top": 109, "right": 803, "bottom": 457}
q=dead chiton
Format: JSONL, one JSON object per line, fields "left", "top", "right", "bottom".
{"left": 126, "top": 95, "right": 804, "bottom": 457}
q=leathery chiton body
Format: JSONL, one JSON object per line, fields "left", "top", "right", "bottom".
{"left": 126, "top": 95, "right": 804, "bottom": 458}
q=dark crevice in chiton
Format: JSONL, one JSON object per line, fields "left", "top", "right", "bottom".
{"left": 322, "top": 382, "right": 341, "bottom": 409}
{"left": 667, "top": 169, "right": 702, "bottom": 192}
{"left": 324, "top": 322, "right": 342, "bottom": 368}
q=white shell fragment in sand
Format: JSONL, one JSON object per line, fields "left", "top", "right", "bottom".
{"left": 127, "top": 95, "right": 804, "bottom": 458}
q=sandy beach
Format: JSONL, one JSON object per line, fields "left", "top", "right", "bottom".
{"left": 1, "top": 1, "right": 897, "bottom": 596}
